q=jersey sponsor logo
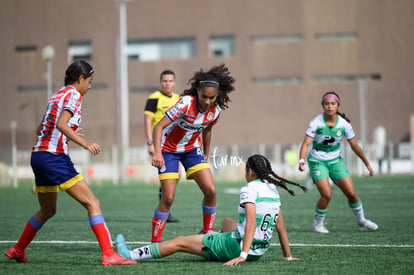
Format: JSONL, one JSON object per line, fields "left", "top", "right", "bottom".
{"left": 251, "top": 242, "right": 270, "bottom": 250}
{"left": 179, "top": 121, "right": 205, "bottom": 132}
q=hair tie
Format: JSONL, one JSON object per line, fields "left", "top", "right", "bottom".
{"left": 322, "top": 93, "right": 340, "bottom": 104}
{"left": 199, "top": 80, "right": 219, "bottom": 89}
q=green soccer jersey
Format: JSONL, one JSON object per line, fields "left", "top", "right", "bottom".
{"left": 305, "top": 114, "right": 355, "bottom": 161}
{"left": 236, "top": 179, "right": 281, "bottom": 257}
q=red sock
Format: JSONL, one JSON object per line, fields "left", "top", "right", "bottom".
{"left": 203, "top": 212, "right": 216, "bottom": 232}
{"left": 15, "top": 220, "right": 40, "bottom": 254}
{"left": 91, "top": 222, "right": 114, "bottom": 257}
{"left": 151, "top": 217, "right": 167, "bottom": 243}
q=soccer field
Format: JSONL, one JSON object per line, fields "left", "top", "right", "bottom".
{"left": 1, "top": 175, "right": 413, "bottom": 274}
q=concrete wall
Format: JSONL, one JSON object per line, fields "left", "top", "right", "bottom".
{"left": 1, "top": 0, "right": 413, "bottom": 151}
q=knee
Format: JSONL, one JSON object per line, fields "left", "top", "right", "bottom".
{"left": 203, "top": 186, "right": 216, "bottom": 200}
{"left": 320, "top": 194, "right": 332, "bottom": 203}
{"left": 82, "top": 196, "right": 101, "bottom": 212}
{"left": 40, "top": 206, "right": 57, "bottom": 220}
{"left": 161, "top": 193, "right": 175, "bottom": 207}
{"left": 171, "top": 235, "right": 187, "bottom": 251}
{"left": 347, "top": 193, "right": 359, "bottom": 203}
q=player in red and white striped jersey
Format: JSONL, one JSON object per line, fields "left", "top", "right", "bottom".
{"left": 150, "top": 64, "right": 235, "bottom": 243}
{"left": 161, "top": 94, "right": 221, "bottom": 153}
{"left": 32, "top": 85, "right": 82, "bottom": 154}
{"left": 5, "top": 60, "right": 136, "bottom": 266}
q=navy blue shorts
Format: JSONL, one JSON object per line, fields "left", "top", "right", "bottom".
{"left": 31, "top": 151, "right": 83, "bottom": 193}
{"left": 159, "top": 148, "right": 210, "bottom": 180}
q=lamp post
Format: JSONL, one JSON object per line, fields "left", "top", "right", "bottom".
{"left": 115, "top": 0, "right": 133, "bottom": 183}
{"left": 42, "top": 45, "right": 55, "bottom": 100}
{"left": 10, "top": 120, "right": 17, "bottom": 188}
{"left": 358, "top": 74, "right": 382, "bottom": 152}
{"left": 358, "top": 78, "right": 368, "bottom": 151}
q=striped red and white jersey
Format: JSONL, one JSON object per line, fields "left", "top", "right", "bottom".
{"left": 162, "top": 95, "right": 221, "bottom": 152}
{"left": 32, "top": 86, "right": 82, "bottom": 155}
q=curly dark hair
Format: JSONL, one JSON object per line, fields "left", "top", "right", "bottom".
{"left": 182, "top": 64, "right": 235, "bottom": 110}
{"left": 246, "top": 154, "right": 307, "bottom": 196}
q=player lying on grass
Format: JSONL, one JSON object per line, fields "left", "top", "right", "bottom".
{"left": 115, "top": 154, "right": 307, "bottom": 265}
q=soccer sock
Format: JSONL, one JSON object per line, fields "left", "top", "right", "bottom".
{"left": 130, "top": 243, "right": 162, "bottom": 261}
{"left": 151, "top": 210, "right": 169, "bottom": 243}
{"left": 202, "top": 204, "right": 217, "bottom": 232}
{"left": 314, "top": 208, "right": 328, "bottom": 225}
{"left": 349, "top": 200, "right": 365, "bottom": 222}
{"left": 89, "top": 214, "right": 114, "bottom": 257}
{"left": 15, "top": 216, "right": 44, "bottom": 254}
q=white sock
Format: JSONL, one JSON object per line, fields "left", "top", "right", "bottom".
{"left": 314, "top": 208, "right": 327, "bottom": 225}
{"left": 351, "top": 204, "right": 365, "bottom": 223}
{"left": 130, "top": 245, "right": 153, "bottom": 261}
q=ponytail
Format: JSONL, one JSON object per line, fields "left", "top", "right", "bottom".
{"left": 246, "top": 154, "right": 307, "bottom": 196}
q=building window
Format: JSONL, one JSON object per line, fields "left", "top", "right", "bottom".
{"left": 15, "top": 45, "right": 37, "bottom": 52}
{"left": 313, "top": 74, "right": 381, "bottom": 83}
{"left": 252, "top": 35, "right": 303, "bottom": 44}
{"left": 315, "top": 32, "right": 358, "bottom": 41}
{"left": 209, "top": 36, "right": 234, "bottom": 57}
{"left": 127, "top": 38, "right": 196, "bottom": 61}
{"left": 253, "top": 76, "right": 303, "bottom": 85}
{"left": 130, "top": 87, "right": 159, "bottom": 94}
{"left": 17, "top": 85, "right": 47, "bottom": 93}
{"left": 68, "top": 41, "right": 92, "bottom": 61}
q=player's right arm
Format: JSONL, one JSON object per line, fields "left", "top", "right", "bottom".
{"left": 152, "top": 116, "right": 171, "bottom": 169}
{"left": 298, "top": 135, "right": 312, "bottom": 172}
{"left": 144, "top": 114, "right": 155, "bottom": 154}
{"left": 144, "top": 96, "right": 158, "bottom": 154}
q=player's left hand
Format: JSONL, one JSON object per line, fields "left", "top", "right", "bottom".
{"left": 282, "top": 256, "right": 300, "bottom": 261}
{"left": 152, "top": 153, "right": 164, "bottom": 168}
{"left": 223, "top": 256, "right": 246, "bottom": 266}
{"left": 367, "top": 166, "right": 374, "bottom": 177}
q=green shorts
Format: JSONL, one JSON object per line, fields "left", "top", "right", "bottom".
{"left": 308, "top": 157, "right": 350, "bottom": 182}
{"left": 202, "top": 230, "right": 261, "bottom": 262}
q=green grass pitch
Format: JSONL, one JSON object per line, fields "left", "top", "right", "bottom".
{"left": 1, "top": 175, "right": 413, "bottom": 274}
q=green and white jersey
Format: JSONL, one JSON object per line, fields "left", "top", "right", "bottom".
{"left": 306, "top": 113, "right": 355, "bottom": 161}
{"left": 236, "top": 179, "right": 281, "bottom": 257}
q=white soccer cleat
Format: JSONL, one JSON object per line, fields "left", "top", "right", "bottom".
{"left": 312, "top": 224, "right": 330, "bottom": 234}
{"left": 358, "top": 219, "right": 378, "bottom": 231}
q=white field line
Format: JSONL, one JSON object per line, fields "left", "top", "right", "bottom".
{"left": 0, "top": 240, "right": 413, "bottom": 248}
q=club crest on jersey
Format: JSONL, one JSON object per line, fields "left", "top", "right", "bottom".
{"left": 336, "top": 129, "right": 342, "bottom": 137}
{"left": 207, "top": 112, "right": 214, "bottom": 121}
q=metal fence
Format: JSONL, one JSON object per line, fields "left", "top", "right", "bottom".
{"left": 1, "top": 142, "right": 413, "bottom": 187}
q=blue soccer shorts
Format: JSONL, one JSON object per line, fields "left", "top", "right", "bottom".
{"left": 31, "top": 151, "right": 83, "bottom": 193}
{"left": 159, "top": 148, "right": 210, "bottom": 181}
